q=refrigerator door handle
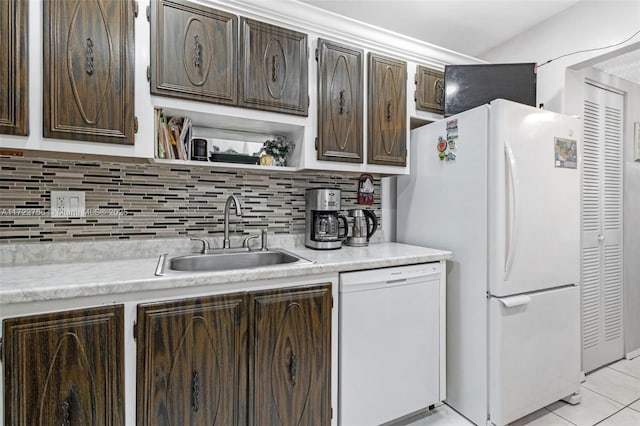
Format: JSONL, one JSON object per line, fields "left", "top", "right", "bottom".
{"left": 504, "top": 140, "right": 519, "bottom": 280}
{"left": 497, "top": 294, "right": 531, "bottom": 308}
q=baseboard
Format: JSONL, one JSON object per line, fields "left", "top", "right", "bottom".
{"left": 625, "top": 347, "right": 640, "bottom": 360}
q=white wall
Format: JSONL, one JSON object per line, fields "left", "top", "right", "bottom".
{"left": 482, "top": 0, "right": 640, "bottom": 114}
{"left": 484, "top": 1, "right": 640, "bottom": 357}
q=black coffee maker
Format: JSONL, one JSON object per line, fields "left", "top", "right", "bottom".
{"left": 305, "top": 188, "right": 348, "bottom": 250}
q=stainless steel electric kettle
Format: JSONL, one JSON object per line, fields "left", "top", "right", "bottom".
{"left": 345, "top": 208, "right": 378, "bottom": 246}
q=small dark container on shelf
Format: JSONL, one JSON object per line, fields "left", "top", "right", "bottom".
{"left": 191, "top": 138, "right": 208, "bottom": 161}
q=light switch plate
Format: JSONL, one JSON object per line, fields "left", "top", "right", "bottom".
{"left": 50, "top": 191, "right": 86, "bottom": 218}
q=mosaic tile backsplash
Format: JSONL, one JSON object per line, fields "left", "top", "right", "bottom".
{"left": 0, "top": 157, "right": 382, "bottom": 243}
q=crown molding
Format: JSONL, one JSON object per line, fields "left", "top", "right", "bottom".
{"left": 205, "top": 0, "right": 485, "bottom": 68}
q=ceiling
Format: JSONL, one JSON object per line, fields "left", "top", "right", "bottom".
{"left": 593, "top": 48, "right": 640, "bottom": 84}
{"left": 298, "top": 0, "right": 582, "bottom": 58}
{"left": 298, "top": 0, "right": 639, "bottom": 83}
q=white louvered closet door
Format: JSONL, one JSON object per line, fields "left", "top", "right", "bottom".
{"left": 581, "top": 83, "right": 624, "bottom": 373}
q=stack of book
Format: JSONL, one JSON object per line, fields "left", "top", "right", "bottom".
{"left": 155, "top": 110, "right": 192, "bottom": 160}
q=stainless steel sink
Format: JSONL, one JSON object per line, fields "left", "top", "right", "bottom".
{"left": 155, "top": 249, "right": 310, "bottom": 275}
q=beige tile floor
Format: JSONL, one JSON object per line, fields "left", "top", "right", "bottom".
{"left": 408, "top": 356, "right": 640, "bottom": 426}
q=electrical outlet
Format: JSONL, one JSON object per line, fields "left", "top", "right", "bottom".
{"left": 50, "top": 191, "right": 86, "bottom": 218}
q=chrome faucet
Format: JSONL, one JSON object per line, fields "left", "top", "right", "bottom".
{"left": 223, "top": 195, "right": 242, "bottom": 249}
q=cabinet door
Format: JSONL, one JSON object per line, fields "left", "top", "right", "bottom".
{"left": 0, "top": 0, "right": 28, "bottom": 136}
{"left": 43, "top": 0, "right": 135, "bottom": 144}
{"left": 150, "top": 0, "right": 237, "bottom": 105}
{"left": 316, "top": 38, "right": 363, "bottom": 163}
{"left": 239, "top": 18, "right": 308, "bottom": 116}
{"left": 136, "top": 293, "right": 249, "bottom": 426}
{"left": 415, "top": 65, "right": 444, "bottom": 115}
{"left": 3, "top": 305, "right": 124, "bottom": 425}
{"left": 368, "top": 53, "right": 407, "bottom": 166}
{"left": 250, "top": 284, "right": 331, "bottom": 426}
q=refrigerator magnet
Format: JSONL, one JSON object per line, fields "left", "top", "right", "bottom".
{"left": 554, "top": 137, "right": 577, "bottom": 169}
{"left": 437, "top": 136, "right": 447, "bottom": 152}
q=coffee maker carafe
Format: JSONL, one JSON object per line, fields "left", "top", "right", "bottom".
{"left": 305, "top": 188, "right": 348, "bottom": 250}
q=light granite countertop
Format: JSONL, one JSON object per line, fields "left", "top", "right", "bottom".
{"left": 0, "top": 241, "right": 451, "bottom": 305}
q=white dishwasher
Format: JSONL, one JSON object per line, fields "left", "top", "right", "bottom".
{"left": 339, "top": 263, "right": 444, "bottom": 426}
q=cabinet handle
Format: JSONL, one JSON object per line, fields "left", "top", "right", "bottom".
{"left": 339, "top": 90, "right": 346, "bottom": 115}
{"left": 288, "top": 351, "right": 297, "bottom": 387}
{"left": 85, "top": 38, "right": 94, "bottom": 75}
{"left": 271, "top": 54, "right": 279, "bottom": 82}
{"left": 191, "top": 371, "right": 201, "bottom": 412}
{"left": 385, "top": 101, "right": 393, "bottom": 122}
{"left": 61, "top": 400, "right": 70, "bottom": 426}
{"left": 435, "top": 79, "right": 444, "bottom": 105}
{"left": 61, "top": 384, "right": 80, "bottom": 426}
{"left": 194, "top": 35, "right": 202, "bottom": 69}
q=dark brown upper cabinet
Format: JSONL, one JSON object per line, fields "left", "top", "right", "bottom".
{"left": 250, "top": 284, "right": 331, "bottom": 426}
{"left": 136, "top": 293, "right": 249, "bottom": 426}
{"left": 3, "top": 305, "right": 124, "bottom": 425}
{"left": 316, "top": 38, "right": 363, "bottom": 163}
{"left": 239, "top": 18, "right": 308, "bottom": 116}
{"left": 415, "top": 65, "right": 444, "bottom": 115}
{"left": 43, "top": 0, "right": 135, "bottom": 145}
{"left": 367, "top": 53, "right": 407, "bottom": 166}
{"left": 0, "top": 0, "right": 28, "bottom": 136}
{"left": 150, "top": 0, "right": 237, "bottom": 105}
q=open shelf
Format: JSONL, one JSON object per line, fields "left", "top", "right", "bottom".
{"left": 153, "top": 104, "right": 306, "bottom": 171}
{"left": 149, "top": 158, "right": 299, "bottom": 173}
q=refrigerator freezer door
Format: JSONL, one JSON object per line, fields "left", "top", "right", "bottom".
{"left": 488, "top": 285, "right": 581, "bottom": 426}
{"left": 488, "top": 100, "right": 581, "bottom": 296}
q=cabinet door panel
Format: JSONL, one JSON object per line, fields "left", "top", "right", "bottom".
{"left": 415, "top": 65, "right": 444, "bottom": 114}
{"left": 136, "top": 293, "right": 249, "bottom": 426}
{"left": 0, "top": 0, "right": 28, "bottom": 136}
{"left": 239, "top": 18, "right": 308, "bottom": 116}
{"left": 43, "top": 0, "right": 135, "bottom": 144}
{"left": 368, "top": 53, "right": 407, "bottom": 166}
{"left": 317, "top": 39, "right": 363, "bottom": 163}
{"left": 3, "top": 305, "right": 124, "bottom": 425}
{"left": 250, "top": 284, "right": 331, "bottom": 426}
{"left": 150, "top": 0, "right": 237, "bottom": 105}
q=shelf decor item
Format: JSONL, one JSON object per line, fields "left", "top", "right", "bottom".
{"left": 261, "top": 136, "right": 294, "bottom": 166}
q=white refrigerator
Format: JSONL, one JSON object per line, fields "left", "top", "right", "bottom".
{"left": 397, "top": 100, "right": 582, "bottom": 426}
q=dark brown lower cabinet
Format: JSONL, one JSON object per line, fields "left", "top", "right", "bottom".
{"left": 3, "top": 305, "right": 125, "bottom": 425}
{"left": 250, "top": 284, "right": 332, "bottom": 426}
{"left": 136, "top": 284, "right": 331, "bottom": 426}
{"left": 136, "top": 292, "right": 249, "bottom": 426}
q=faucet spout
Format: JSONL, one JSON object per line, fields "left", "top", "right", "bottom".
{"left": 223, "top": 195, "right": 242, "bottom": 249}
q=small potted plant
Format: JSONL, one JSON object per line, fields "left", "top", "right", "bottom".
{"left": 261, "top": 136, "right": 294, "bottom": 166}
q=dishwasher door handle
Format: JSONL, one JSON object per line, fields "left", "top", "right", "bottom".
{"left": 386, "top": 278, "right": 407, "bottom": 285}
